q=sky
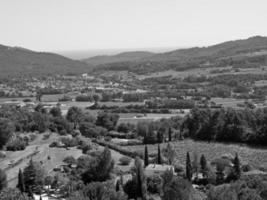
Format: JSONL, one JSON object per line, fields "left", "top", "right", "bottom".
{"left": 0, "top": 0, "right": 267, "bottom": 53}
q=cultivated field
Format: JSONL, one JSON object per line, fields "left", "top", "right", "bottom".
{"left": 121, "top": 139, "right": 267, "bottom": 169}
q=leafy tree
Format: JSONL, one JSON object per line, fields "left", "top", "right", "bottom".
{"left": 49, "top": 107, "right": 62, "bottom": 118}
{"left": 17, "top": 168, "right": 25, "bottom": 193}
{"left": 66, "top": 106, "right": 83, "bottom": 129}
{"left": 0, "top": 169, "right": 7, "bottom": 191}
{"left": 96, "top": 112, "right": 119, "bottom": 131}
{"left": 31, "top": 112, "right": 49, "bottom": 133}
{"left": 0, "top": 118, "right": 15, "bottom": 149}
{"left": 23, "top": 159, "right": 45, "bottom": 194}
{"left": 163, "top": 143, "right": 176, "bottom": 165}
{"left": 69, "top": 181, "right": 127, "bottom": 200}
{"left": 186, "top": 152, "right": 192, "bottom": 181}
{"left": 123, "top": 179, "right": 138, "bottom": 200}
{"left": 82, "top": 147, "right": 114, "bottom": 184}
{"left": 0, "top": 188, "right": 31, "bottom": 200}
{"left": 162, "top": 169, "right": 192, "bottom": 200}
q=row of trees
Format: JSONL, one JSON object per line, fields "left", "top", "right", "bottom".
{"left": 0, "top": 104, "right": 120, "bottom": 150}
{"left": 182, "top": 107, "right": 267, "bottom": 145}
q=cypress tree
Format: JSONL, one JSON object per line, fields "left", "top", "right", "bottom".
{"left": 157, "top": 144, "right": 162, "bottom": 164}
{"left": 17, "top": 168, "right": 25, "bottom": 193}
{"left": 168, "top": 127, "right": 172, "bottom": 142}
{"left": 233, "top": 153, "right": 241, "bottom": 180}
{"left": 200, "top": 154, "right": 208, "bottom": 178}
{"left": 186, "top": 152, "right": 192, "bottom": 181}
{"left": 0, "top": 169, "right": 7, "bottom": 191}
{"left": 144, "top": 145, "right": 149, "bottom": 167}
{"left": 135, "top": 157, "right": 147, "bottom": 200}
{"left": 115, "top": 180, "right": 120, "bottom": 191}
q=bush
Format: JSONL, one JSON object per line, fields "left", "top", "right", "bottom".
{"left": 6, "top": 138, "right": 28, "bottom": 151}
{"left": 61, "top": 136, "right": 79, "bottom": 147}
{"left": 147, "top": 175, "right": 162, "bottom": 194}
{"left": 63, "top": 156, "right": 76, "bottom": 164}
{"left": 49, "top": 141, "right": 59, "bottom": 148}
{"left": 119, "top": 156, "right": 131, "bottom": 165}
{"left": 42, "top": 133, "right": 51, "bottom": 140}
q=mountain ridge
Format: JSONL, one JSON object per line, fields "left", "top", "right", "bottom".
{"left": 0, "top": 44, "right": 92, "bottom": 77}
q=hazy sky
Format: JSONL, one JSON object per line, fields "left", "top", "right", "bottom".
{"left": 1, "top": 0, "right": 267, "bottom": 52}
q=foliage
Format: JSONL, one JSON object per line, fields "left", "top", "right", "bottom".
{"left": 0, "top": 118, "right": 15, "bottom": 149}
{"left": 66, "top": 106, "right": 83, "bottom": 128}
{"left": 96, "top": 112, "right": 119, "bottom": 131}
{"left": 79, "top": 122, "right": 107, "bottom": 138}
{"left": 182, "top": 107, "right": 267, "bottom": 145}
{"left": 23, "top": 159, "right": 45, "bottom": 194}
{"left": 63, "top": 156, "right": 77, "bottom": 165}
{"left": 0, "top": 188, "right": 31, "bottom": 200}
{"left": 119, "top": 156, "right": 131, "bottom": 166}
{"left": 68, "top": 181, "right": 127, "bottom": 200}
{"left": 6, "top": 138, "right": 28, "bottom": 151}
{"left": 162, "top": 169, "right": 192, "bottom": 200}
{"left": 0, "top": 169, "right": 7, "bottom": 191}
{"left": 207, "top": 175, "right": 267, "bottom": 200}
{"left": 163, "top": 143, "right": 176, "bottom": 165}
{"left": 144, "top": 145, "right": 149, "bottom": 167}
{"left": 186, "top": 152, "right": 192, "bottom": 181}
{"left": 49, "top": 106, "right": 62, "bottom": 118}
{"left": 158, "top": 144, "right": 162, "bottom": 164}
{"left": 81, "top": 147, "right": 114, "bottom": 184}
{"left": 147, "top": 175, "right": 162, "bottom": 194}
{"left": 17, "top": 168, "right": 25, "bottom": 193}
{"left": 124, "top": 157, "right": 147, "bottom": 199}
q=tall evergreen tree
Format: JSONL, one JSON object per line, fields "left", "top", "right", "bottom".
{"left": 115, "top": 180, "right": 120, "bottom": 192}
{"left": 168, "top": 127, "right": 172, "bottom": 142}
{"left": 144, "top": 145, "right": 149, "bottom": 167}
{"left": 0, "top": 169, "right": 7, "bottom": 191}
{"left": 200, "top": 154, "right": 208, "bottom": 178}
{"left": 157, "top": 144, "right": 162, "bottom": 164}
{"left": 186, "top": 152, "right": 192, "bottom": 181}
{"left": 135, "top": 157, "right": 147, "bottom": 200}
{"left": 17, "top": 169, "right": 25, "bottom": 193}
{"left": 23, "top": 159, "right": 45, "bottom": 194}
{"left": 233, "top": 153, "right": 241, "bottom": 180}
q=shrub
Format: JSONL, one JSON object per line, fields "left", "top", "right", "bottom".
{"left": 61, "top": 136, "right": 79, "bottom": 147}
{"left": 59, "top": 129, "right": 68, "bottom": 136}
{"left": 80, "top": 143, "right": 92, "bottom": 154}
{"left": 147, "top": 175, "right": 162, "bottom": 194}
{"left": 42, "top": 133, "right": 51, "bottom": 140}
{"left": 63, "top": 156, "right": 76, "bottom": 164}
{"left": 49, "top": 141, "right": 59, "bottom": 148}
{"left": 119, "top": 156, "right": 131, "bottom": 166}
{"left": 6, "top": 138, "right": 28, "bottom": 151}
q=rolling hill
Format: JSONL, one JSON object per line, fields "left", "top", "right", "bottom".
{"left": 0, "top": 44, "right": 92, "bottom": 77}
{"left": 92, "top": 36, "right": 267, "bottom": 74}
{"left": 83, "top": 51, "right": 155, "bottom": 65}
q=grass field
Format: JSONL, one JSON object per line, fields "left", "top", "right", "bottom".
{"left": 118, "top": 113, "right": 179, "bottom": 124}
{"left": 0, "top": 133, "right": 83, "bottom": 187}
{"left": 121, "top": 139, "right": 267, "bottom": 169}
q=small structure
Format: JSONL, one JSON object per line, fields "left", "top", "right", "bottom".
{"left": 145, "top": 164, "right": 175, "bottom": 176}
